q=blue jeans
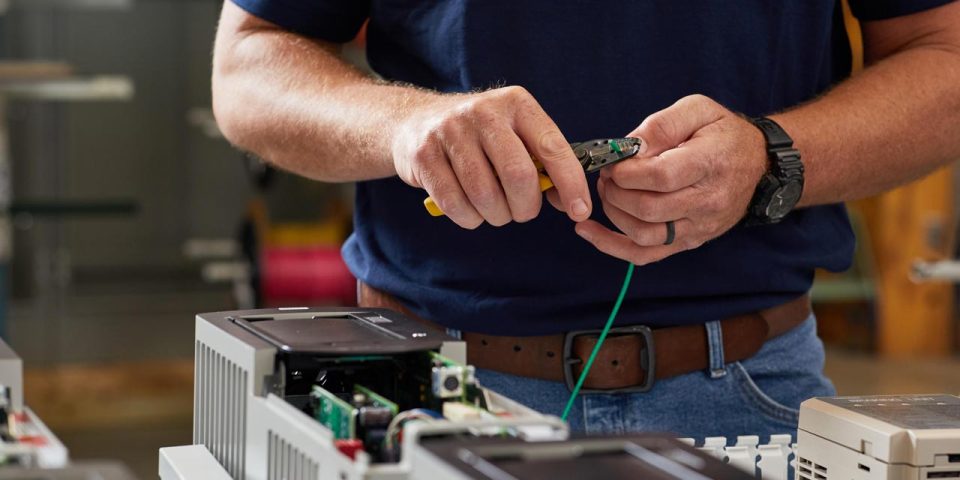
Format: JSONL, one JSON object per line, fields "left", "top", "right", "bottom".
{"left": 475, "top": 314, "right": 835, "bottom": 441}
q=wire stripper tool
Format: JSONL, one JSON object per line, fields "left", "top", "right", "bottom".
{"left": 423, "top": 137, "right": 643, "bottom": 217}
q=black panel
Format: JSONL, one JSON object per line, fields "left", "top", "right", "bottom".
{"left": 230, "top": 308, "right": 448, "bottom": 354}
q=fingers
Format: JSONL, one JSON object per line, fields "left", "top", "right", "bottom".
{"left": 599, "top": 177, "right": 698, "bottom": 223}
{"left": 508, "top": 88, "right": 591, "bottom": 222}
{"left": 603, "top": 135, "right": 712, "bottom": 192}
{"left": 482, "top": 128, "right": 542, "bottom": 222}
{"left": 627, "top": 94, "right": 725, "bottom": 157}
{"left": 440, "top": 129, "right": 514, "bottom": 226}
{"left": 600, "top": 199, "right": 694, "bottom": 247}
{"left": 570, "top": 94, "right": 738, "bottom": 263}
{"left": 575, "top": 220, "right": 687, "bottom": 266}
{"left": 403, "top": 85, "right": 594, "bottom": 227}
{"left": 416, "top": 147, "right": 484, "bottom": 229}
{"left": 583, "top": 176, "right": 701, "bottom": 264}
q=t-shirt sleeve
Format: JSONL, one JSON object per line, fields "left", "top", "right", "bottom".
{"left": 848, "top": 0, "right": 956, "bottom": 20}
{"left": 229, "top": 0, "right": 370, "bottom": 42}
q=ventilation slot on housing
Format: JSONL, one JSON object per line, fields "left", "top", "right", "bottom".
{"left": 797, "top": 457, "right": 828, "bottom": 480}
{"left": 268, "top": 431, "right": 319, "bottom": 480}
{"left": 194, "top": 340, "right": 249, "bottom": 479}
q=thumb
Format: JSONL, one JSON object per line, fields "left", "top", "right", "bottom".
{"left": 627, "top": 94, "right": 725, "bottom": 157}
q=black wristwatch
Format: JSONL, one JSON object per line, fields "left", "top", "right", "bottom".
{"left": 744, "top": 117, "right": 804, "bottom": 226}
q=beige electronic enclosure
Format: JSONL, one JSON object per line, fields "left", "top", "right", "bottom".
{"left": 797, "top": 395, "right": 960, "bottom": 480}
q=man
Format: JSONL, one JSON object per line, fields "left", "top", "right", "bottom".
{"left": 212, "top": 1, "right": 960, "bottom": 439}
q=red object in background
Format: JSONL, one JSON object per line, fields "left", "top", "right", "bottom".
{"left": 334, "top": 439, "right": 365, "bottom": 460}
{"left": 17, "top": 435, "right": 47, "bottom": 446}
{"left": 261, "top": 247, "right": 356, "bottom": 306}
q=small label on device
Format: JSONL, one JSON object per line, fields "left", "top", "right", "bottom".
{"left": 820, "top": 395, "right": 960, "bottom": 430}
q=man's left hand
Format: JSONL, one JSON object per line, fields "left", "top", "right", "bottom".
{"left": 568, "top": 94, "right": 770, "bottom": 265}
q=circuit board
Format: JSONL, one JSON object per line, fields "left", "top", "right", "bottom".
{"left": 311, "top": 385, "right": 357, "bottom": 440}
{"left": 304, "top": 349, "right": 488, "bottom": 462}
{"left": 355, "top": 384, "right": 399, "bottom": 417}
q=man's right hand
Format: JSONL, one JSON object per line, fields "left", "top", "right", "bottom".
{"left": 391, "top": 86, "right": 592, "bottom": 229}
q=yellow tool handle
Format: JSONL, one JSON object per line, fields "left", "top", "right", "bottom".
{"left": 424, "top": 173, "right": 555, "bottom": 217}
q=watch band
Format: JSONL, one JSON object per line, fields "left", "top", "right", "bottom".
{"left": 745, "top": 117, "right": 804, "bottom": 225}
{"left": 752, "top": 117, "right": 794, "bottom": 149}
{"left": 752, "top": 117, "right": 803, "bottom": 180}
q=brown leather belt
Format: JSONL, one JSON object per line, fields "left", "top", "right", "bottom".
{"left": 358, "top": 282, "right": 811, "bottom": 392}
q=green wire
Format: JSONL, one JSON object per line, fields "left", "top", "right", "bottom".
{"left": 561, "top": 262, "right": 635, "bottom": 421}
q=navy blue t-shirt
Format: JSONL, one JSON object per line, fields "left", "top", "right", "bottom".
{"left": 231, "top": 0, "right": 953, "bottom": 335}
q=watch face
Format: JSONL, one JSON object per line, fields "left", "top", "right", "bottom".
{"left": 765, "top": 182, "right": 802, "bottom": 219}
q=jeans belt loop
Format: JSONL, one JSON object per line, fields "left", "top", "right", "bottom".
{"left": 705, "top": 320, "right": 727, "bottom": 378}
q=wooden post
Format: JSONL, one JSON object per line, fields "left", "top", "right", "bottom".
{"left": 860, "top": 167, "right": 955, "bottom": 357}
{"left": 841, "top": 1, "right": 955, "bottom": 356}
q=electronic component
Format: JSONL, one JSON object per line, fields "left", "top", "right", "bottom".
{"left": 0, "top": 338, "right": 67, "bottom": 469}
{"left": 355, "top": 384, "right": 399, "bottom": 417}
{"left": 797, "top": 394, "right": 960, "bottom": 480}
{"left": 165, "top": 306, "right": 960, "bottom": 479}
{"left": 310, "top": 385, "right": 357, "bottom": 440}
{"left": 431, "top": 365, "right": 463, "bottom": 399}
{"left": 442, "top": 402, "right": 482, "bottom": 422}
{"left": 180, "top": 307, "right": 555, "bottom": 479}
{"left": 334, "top": 440, "right": 365, "bottom": 461}
{"left": 162, "top": 307, "right": 778, "bottom": 479}
{"left": 358, "top": 405, "right": 393, "bottom": 428}
{"left": 429, "top": 351, "right": 477, "bottom": 401}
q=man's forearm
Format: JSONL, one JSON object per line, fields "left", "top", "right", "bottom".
{"left": 773, "top": 24, "right": 960, "bottom": 207}
{"left": 214, "top": 3, "right": 596, "bottom": 228}
{"left": 213, "top": 2, "right": 439, "bottom": 182}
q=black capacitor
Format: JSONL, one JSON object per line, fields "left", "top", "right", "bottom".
{"left": 358, "top": 406, "right": 393, "bottom": 427}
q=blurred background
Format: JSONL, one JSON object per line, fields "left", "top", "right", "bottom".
{"left": 0, "top": 1, "right": 955, "bottom": 479}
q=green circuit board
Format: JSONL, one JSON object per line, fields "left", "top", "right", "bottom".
{"left": 311, "top": 385, "right": 358, "bottom": 439}
{"left": 354, "top": 384, "right": 399, "bottom": 416}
